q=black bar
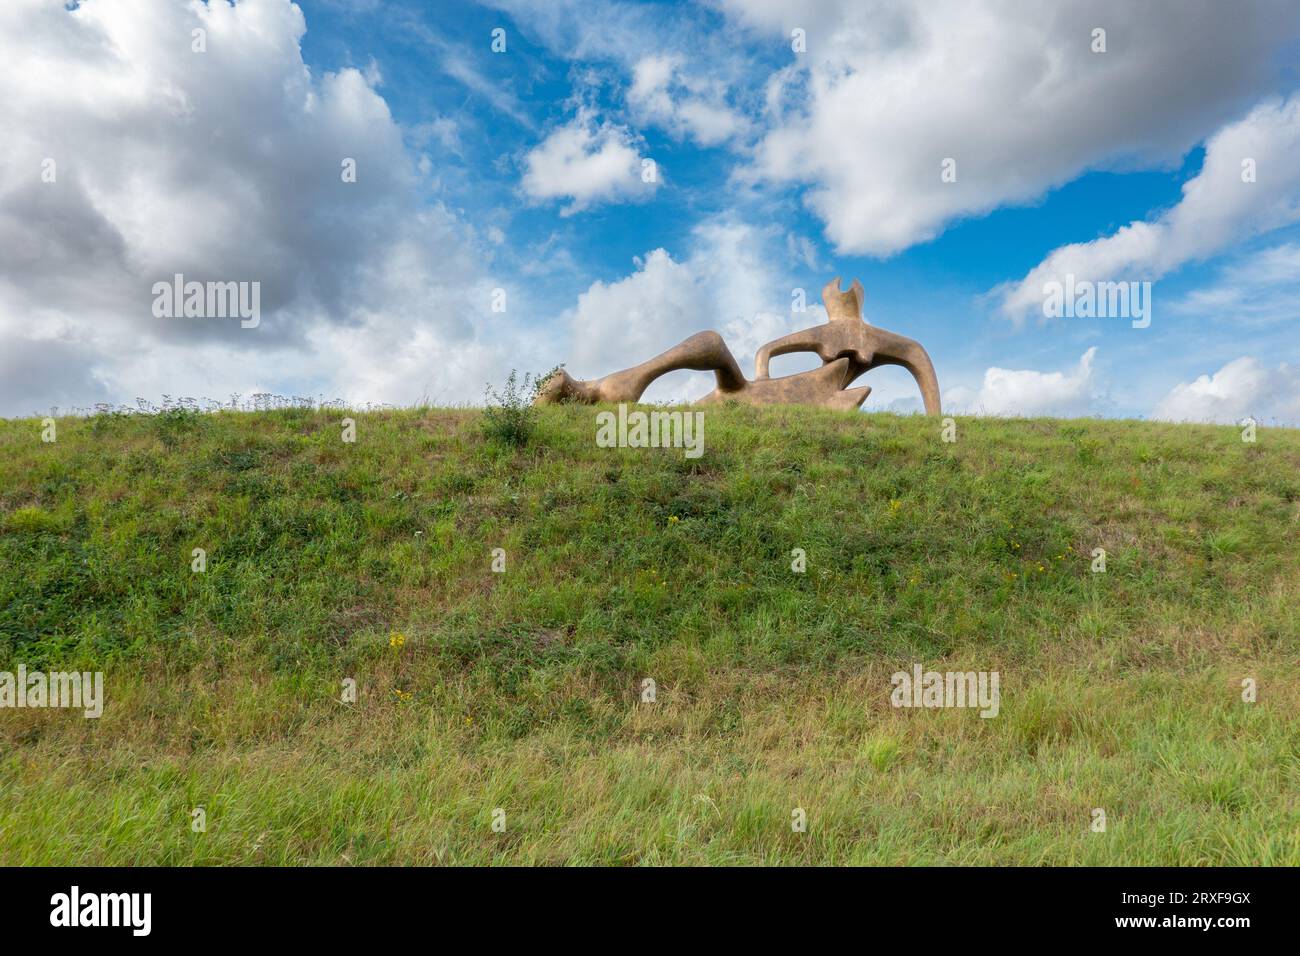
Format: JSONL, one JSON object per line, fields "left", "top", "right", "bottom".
{"left": 0, "top": 866, "right": 1288, "bottom": 941}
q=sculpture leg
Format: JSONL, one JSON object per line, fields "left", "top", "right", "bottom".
{"left": 864, "top": 331, "right": 943, "bottom": 416}
{"left": 536, "top": 331, "right": 748, "bottom": 405}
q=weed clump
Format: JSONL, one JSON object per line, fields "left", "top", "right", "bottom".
{"left": 481, "top": 368, "right": 561, "bottom": 448}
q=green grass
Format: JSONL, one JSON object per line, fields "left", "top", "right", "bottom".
{"left": 0, "top": 404, "right": 1297, "bottom": 864}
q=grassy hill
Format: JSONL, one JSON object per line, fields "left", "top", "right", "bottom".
{"left": 0, "top": 403, "right": 1297, "bottom": 865}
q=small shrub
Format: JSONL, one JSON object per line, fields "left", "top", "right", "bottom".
{"left": 155, "top": 402, "right": 203, "bottom": 447}
{"left": 482, "top": 367, "right": 561, "bottom": 448}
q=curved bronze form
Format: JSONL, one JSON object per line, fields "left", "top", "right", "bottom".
{"left": 536, "top": 277, "right": 941, "bottom": 414}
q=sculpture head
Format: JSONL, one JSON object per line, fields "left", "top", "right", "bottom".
{"left": 822, "top": 276, "right": 865, "bottom": 324}
{"left": 812, "top": 275, "right": 941, "bottom": 415}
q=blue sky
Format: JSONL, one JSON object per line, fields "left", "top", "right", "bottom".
{"left": 3, "top": 0, "right": 1300, "bottom": 423}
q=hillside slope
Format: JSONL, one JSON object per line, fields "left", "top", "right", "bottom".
{"left": 1, "top": 404, "right": 1297, "bottom": 864}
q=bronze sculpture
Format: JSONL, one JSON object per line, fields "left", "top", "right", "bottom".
{"left": 536, "top": 277, "right": 941, "bottom": 414}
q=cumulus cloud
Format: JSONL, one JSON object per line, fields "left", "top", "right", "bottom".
{"left": 944, "top": 348, "right": 1101, "bottom": 418}
{"left": 0, "top": 0, "right": 520, "bottom": 415}
{"left": 628, "top": 54, "right": 747, "bottom": 147}
{"left": 1153, "top": 357, "right": 1300, "bottom": 425}
{"left": 1001, "top": 96, "right": 1300, "bottom": 317}
{"left": 520, "top": 110, "right": 658, "bottom": 214}
{"left": 724, "top": 0, "right": 1300, "bottom": 256}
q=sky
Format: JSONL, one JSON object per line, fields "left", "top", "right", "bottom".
{"left": 2, "top": 0, "right": 1300, "bottom": 424}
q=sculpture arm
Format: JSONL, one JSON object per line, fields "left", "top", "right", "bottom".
{"left": 755, "top": 329, "right": 830, "bottom": 380}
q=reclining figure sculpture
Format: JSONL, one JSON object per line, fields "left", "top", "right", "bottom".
{"left": 536, "top": 277, "right": 941, "bottom": 414}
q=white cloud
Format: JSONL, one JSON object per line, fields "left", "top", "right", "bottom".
{"left": 944, "top": 348, "right": 1101, "bottom": 418}
{"left": 628, "top": 54, "right": 747, "bottom": 147}
{"left": 1001, "top": 96, "right": 1300, "bottom": 317}
{"left": 520, "top": 110, "right": 658, "bottom": 214}
{"left": 675, "top": 100, "right": 745, "bottom": 147}
{"left": 724, "top": 0, "right": 1300, "bottom": 256}
{"left": 629, "top": 54, "right": 678, "bottom": 113}
{"left": 785, "top": 232, "right": 825, "bottom": 271}
{"left": 485, "top": 0, "right": 677, "bottom": 67}
{"left": 1169, "top": 242, "right": 1300, "bottom": 328}
{"left": 1153, "top": 357, "right": 1300, "bottom": 425}
{"left": 0, "top": 0, "right": 529, "bottom": 415}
